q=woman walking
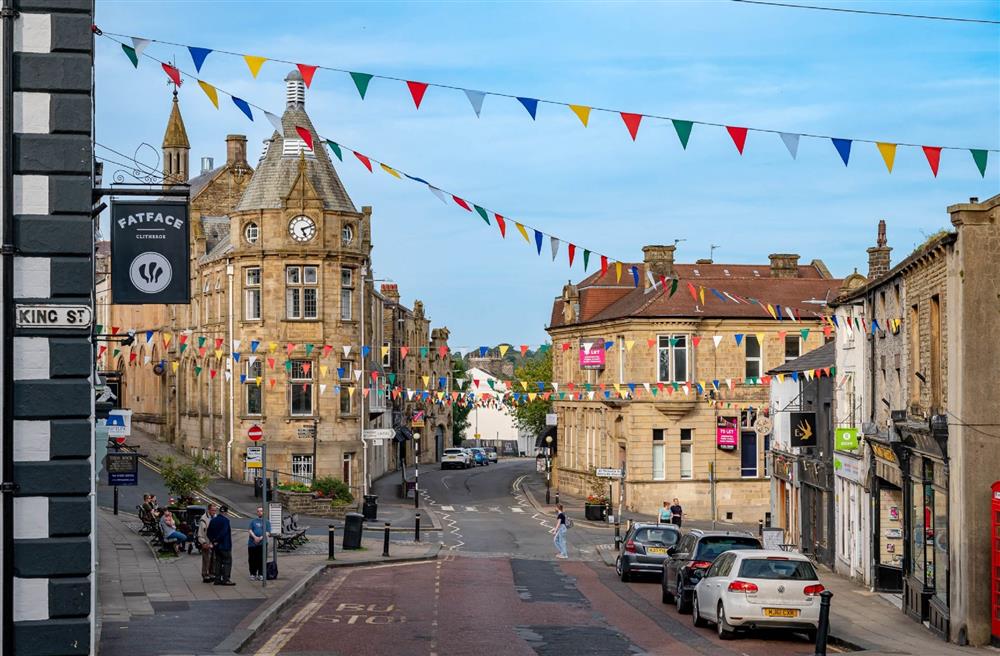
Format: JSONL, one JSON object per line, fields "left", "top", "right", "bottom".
{"left": 551, "top": 503, "right": 568, "bottom": 559}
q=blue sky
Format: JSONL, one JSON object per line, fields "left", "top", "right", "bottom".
{"left": 94, "top": 1, "right": 999, "bottom": 348}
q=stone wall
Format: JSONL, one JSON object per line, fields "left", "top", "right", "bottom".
{"left": 275, "top": 489, "right": 356, "bottom": 519}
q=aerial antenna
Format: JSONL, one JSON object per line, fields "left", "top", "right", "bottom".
{"left": 673, "top": 238, "right": 687, "bottom": 248}
{"left": 710, "top": 244, "right": 720, "bottom": 261}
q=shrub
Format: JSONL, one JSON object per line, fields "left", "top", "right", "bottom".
{"left": 277, "top": 481, "right": 311, "bottom": 493}
{"left": 311, "top": 476, "right": 353, "bottom": 505}
{"left": 160, "top": 456, "right": 209, "bottom": 504}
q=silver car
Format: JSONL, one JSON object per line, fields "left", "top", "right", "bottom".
{"left": 616, "top": 523, "right": 682, "bottom": 582}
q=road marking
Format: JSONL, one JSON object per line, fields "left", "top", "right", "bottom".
{"left": 253, "top": 571, "right": 348, "bottom": 656}
{"left": 440, "top": 505, "right": 454, "bottom": 511}
{"left": 489, "top": 506, "right": 502, "bottom": 512}
{"left": 464, "top": 506, "right": 477, "bottom": 512}
{"left": 510, "top": 507, "right": 524, "bottom": 513}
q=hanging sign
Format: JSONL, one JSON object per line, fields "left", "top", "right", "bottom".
{"left": 716, "top": 416, "right": 738, "bottom": 451}
{"left": 111, "top": 200, "right": 190, "bottom": 304}
{"left": 835, "top": 427, "right": 859, "bottom": 451}
{"left": 790, "top": 412, "right": 817, "bottom": 448}
{"left": 106, "top": 409, "right": 132, "bottom": 439}
{"left": 106, "top": 452, "right": 139, "bottom": 486}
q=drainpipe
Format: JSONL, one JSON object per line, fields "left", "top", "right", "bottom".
{"left": 226, "top": 261, "right": 234, "bottom": 479}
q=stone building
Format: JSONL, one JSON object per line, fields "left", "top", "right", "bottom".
{"left": 835, "top": 195, "right": 1000, "bottom": 646}
{"left": 98, "top": 71, "right": 450, "bottom": 494}
{"left": 546, "top": 245, "right": 841, "bottom": 522}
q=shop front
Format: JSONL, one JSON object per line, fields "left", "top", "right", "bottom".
{"left": 800, "top": 457, "right": 835, "bottom": 567}
{"left": 834, "top": 447, "right": 870, "bottom": 584}
{"left": 770, "top": 450, "right": 799, "bottom": 547}
{"left": 868, "top": 436, "right": 904, "bottom": 593}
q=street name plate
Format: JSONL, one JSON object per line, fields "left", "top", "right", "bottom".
{"left": 16, "top": 304, "right": 93, "bottom": 329}
{"left": 363, "top": 429, "right": 394, "bottom": 441}
{"left": 596, "top": 467, "right": 623, "bottom": 479}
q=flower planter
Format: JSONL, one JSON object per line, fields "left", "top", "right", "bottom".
{"left": 275, "top": 489, "right": 355, "bottom": 518}
{"left": 584, "top": 503, "right": 608, "bottom": 522}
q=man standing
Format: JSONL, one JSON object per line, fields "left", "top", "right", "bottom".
{"left": 197, "top": 504, "right": 217, "bottom": 583}
{"left": 207, "top": 505, "right": 235, "bottom": 585}
{"left": 247, "top": 507, "right": 269, "bottom": 581}
{"left": 670, "top": 498, "right": 683, "bottom": 527}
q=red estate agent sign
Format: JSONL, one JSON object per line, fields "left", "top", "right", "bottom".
{"left": 248, "top": 425, "right": 263, "bottom": 441}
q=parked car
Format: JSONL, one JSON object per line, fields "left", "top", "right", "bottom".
{"left": 691, "top": 550, "right": 823, "bottom": 641}
{"left": 615, "top": 522, "right": 682, "bottom": 582}
{"left": 662, "top": 530, "right": 762, "bottom": 613}
{"left": 470, "top": 448, "right": 488, "bottom": 466}
{"left": 442, "top": 448, "right": 470, "bottom": 470}
{"left": 484, "top": 447, "right": 498, "bottom": 462}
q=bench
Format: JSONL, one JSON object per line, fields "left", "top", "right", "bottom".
{"left": 136, "top": 505, "right": 159, "bottom": 537}
{"left": 273, "top": 514, "right": 308, "bottom": 552}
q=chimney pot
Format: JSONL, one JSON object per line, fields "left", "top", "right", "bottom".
{"left": 200, "top": 157, "right": 214, "bottom": 174}
{"left": 226, "top": 134, "right": 247, "bottom": 166}
{"left": 768, "top": 253, "right": 800, "bottom": 278}
{"left": 867, "top": 220, "right": 892, "bottom": 279}
{"left": 970, "top": 197, "right": 978, "bottom": 203}
{"left": 642, "top": 245, "right": 676, "bottom": 288}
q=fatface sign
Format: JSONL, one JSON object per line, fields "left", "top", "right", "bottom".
{"left": 111, "top": 200, "right": 190, "bottom": 304}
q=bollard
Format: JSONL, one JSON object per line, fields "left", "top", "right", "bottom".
{"left": 555, "top": 490, "right": 560, "bottom": 505}
{"left": 758, "top": 519, "right": 764, "bottom": 538}
{"left": 614, "top": 520, "right": 621, "bottom": 546}
{"left": 382, "top": 522, "right": 391, "bottom": 557}
{"left": 328, "top": 524, "right": 336, "bottom": 561}
{"left": 415, "top": 512, "right": 421, "bottom": 543}
{"left": 814, "top": 590, "right": 833, "bottom": 656}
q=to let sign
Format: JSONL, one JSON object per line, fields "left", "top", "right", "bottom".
{"left": 716, "top": 416, "right": 738, "bottom": 451}
{"left": 579, "top": 339, "right": 606, "bottom": 370}
{"left": 111, "top": 200, "right": 190, "bottom": 304}
{"left": 16, "top": 304, "right": 92, "bottom": 329}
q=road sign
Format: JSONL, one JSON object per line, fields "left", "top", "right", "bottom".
{"left": 15, "top": 304, "right": 93, "bottom": 329}
{"left": 247, "top": 446, "right": 263, "bottom": 469}
{"left": 106, "top": 410, "right": 132, "bottom": 438}
{"left": 106, "top": 452, "right": 139, "bottom": 486}
{"left": 363, "top": 429, "right": 394, "bottom": 441}
{"left": 596, "top": 468, "right": 623, "bottom": 479}
{"left": 248, "top": 425, "right": 263, "bottom": 441}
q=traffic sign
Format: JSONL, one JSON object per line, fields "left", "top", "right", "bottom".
{"left": 363, "top": 428, "right": 394, "bottom": 441}
{"left": 247, "top": 446, "right": 263, "bottom": 469}
{"left": 248, "top": 425, "right": 263, "bottom": 441}
{"left": 114, "top": 436, "right": 126, "bottom": 446}
{"left": 596, "top": 468, "right": 623, "bottom": 479}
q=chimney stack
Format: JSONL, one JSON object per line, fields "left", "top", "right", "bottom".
{"left": 866, "top": 219, "right": 891, "bottom": 280}
{"left": 380, "top": 283, "right": 400, "bottom": 304}
{"left": 226, "top": 134, "right": 247, "bottom": 166}
{"left": 642, "top": 245, "right": 676, "bottom": 288}
{"left": 768, "top": 253, "right": 800, "bottom": 278}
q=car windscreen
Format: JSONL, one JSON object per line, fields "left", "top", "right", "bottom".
{"left": 738, "top": 558, "right": 818, "bottom": 580}
{"left": 694, "top": 537, "right": 762, "bottom": 561}
{"left": 632, "top": 528, "right": 679, "bottom": 546}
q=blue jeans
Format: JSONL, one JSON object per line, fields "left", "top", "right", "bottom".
{"left": 165, "top": 530, "right": 187, "bottom": 545}
{"left": 553, "top": 525, "right": 567, "bottom": 557}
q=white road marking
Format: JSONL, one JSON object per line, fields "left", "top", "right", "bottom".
{"left": 440, "top": 505, "right": 454, "bottom": 511}
{"left": 510, "top": 507, "right": 524, "bottom": 513}
{"left": 464, "top": 506, "right": 477, "bottom": 512}
{"left": 253, "top": 571, "right": 348, "bottom": 655}
{"left": 489, "top": 507, "right": 502, "bottom": 512}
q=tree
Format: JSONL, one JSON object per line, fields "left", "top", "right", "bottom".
{"left": 451, "top": 356, "right": 472, "bottom": 447}
{"left": 159, "top": 456, "right": 210, "bottom": 505}
{"left": 512, "top": 346, "right": 553, "bottom": 438}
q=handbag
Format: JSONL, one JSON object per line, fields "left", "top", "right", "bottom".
{"left": 266, "top": 560, "right": 278, "bottom": 580}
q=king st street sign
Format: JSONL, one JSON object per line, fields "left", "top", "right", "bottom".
{"left": 16, "top": 304, "right": 92, "bottom": 329}
{"left": 111, "top": 200, "right": 190, "bottom": 304}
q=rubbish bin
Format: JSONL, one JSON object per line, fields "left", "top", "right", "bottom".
{"left": 362, "top": 494, "right": 378, "bottom": 520}
{"left": 254, "top": 477, "right": 264, "bottom": 499}
{"left": 342, "top": 512, "right": 364, "bottom": 550}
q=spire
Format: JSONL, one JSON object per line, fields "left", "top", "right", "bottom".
{"left": 162, "top": 91, "right": 190, "bottom": 188}
{"left": 162, "top": 91, "right": 190, "bottom": 149}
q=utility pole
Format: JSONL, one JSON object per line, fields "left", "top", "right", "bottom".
{"left": 414, "top": 432, "right": 420, "bottom": 509}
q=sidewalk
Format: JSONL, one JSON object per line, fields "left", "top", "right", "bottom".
{"left": 97, "top": 506, "right": 440, "bottom": 655}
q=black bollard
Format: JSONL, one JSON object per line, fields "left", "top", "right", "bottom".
{"left": 614, "top": 520, "right": 621, "bottom": 547}
{"left": 328, "top": 524, "right": 336, "bottom": 560}
{"left": 814, "top": 590, "right": 833, "bottom": 656}
{"left": 382, "top": 522, "right": 391, "bottom": 557}
{"left": 758, "top": 519, "right": 764, "bottom": 538}
{"left": 555, "top": 490, "right": 560, "bottom": 505}
{"left": 415, "top": 512, "right": 421, "bottom": 542}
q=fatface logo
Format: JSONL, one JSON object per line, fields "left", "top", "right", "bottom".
{"left": 128, "top": 252, "right": 172, "bottom": 294}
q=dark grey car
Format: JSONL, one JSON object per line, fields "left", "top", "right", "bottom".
{"left": 615, "top": 523, "right": 682, "bottom": 582}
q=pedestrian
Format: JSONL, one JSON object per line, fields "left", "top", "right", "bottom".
{"left": 659, "top": 501, "right": 671, "bottom": 524}
{"left": 197, "top": 504, "right": 217, "bottom": 583}
{"left": 670, "top": 497, "right": 683, "bottom": 527}
{"left": 159, "top": 510, "right": 189, "bottom": 555}
{"left": 550, "top": 503, "right": 568, "bottom": 559}
{"left": 207, "top": 505, "right": 235, "bottom": 586}
{"left": 247, "top": 507, "right": 270, "bottom": 581}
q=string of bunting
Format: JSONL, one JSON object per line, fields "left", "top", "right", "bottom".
{"left": 100, "top": 28, "right": 994, "bottom": 177}
{"left": 103, "top": 33, "right": 877, "bottom": 324}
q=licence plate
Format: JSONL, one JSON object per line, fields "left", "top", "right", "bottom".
{"left": 647, "top": 547, "right": 667, "bottom": 554}
{"left": 763, "top": 608, "right": 799, "bottom": 618}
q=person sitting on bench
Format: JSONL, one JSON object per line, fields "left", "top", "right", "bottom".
{"left": 159, "top": 510, "right": 189, "bottom": 555}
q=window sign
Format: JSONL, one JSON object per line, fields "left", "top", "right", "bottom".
{"left": 579, "top": 338, "right": 605, "bottom": 369}
{"left": 716, "top": 416, "right": 738, "bottom": 451}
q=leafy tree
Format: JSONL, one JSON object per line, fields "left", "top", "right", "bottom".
{"left": 512, "top": 346, "right": 553, "bottom": 438}
{"left": 451, "top": 356, "right": 472, "bottom": 446}
{"left": 160, "top": 456, "right": 210, "bottom": 504}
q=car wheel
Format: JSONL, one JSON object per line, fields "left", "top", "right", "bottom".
{"left": 717, "top": 603, "right": 735, "bottom": 640}
{"left": 617, "top": 558, "right": 630, "bottom": 582}
{"left": 692, "top": 594, "right": 708, "bottom": 628}
{"left": 675, "top": 578, "right": 691, "bottom": 614}
{"left": 661, "top": 581, "right": 674, "bottom": 604}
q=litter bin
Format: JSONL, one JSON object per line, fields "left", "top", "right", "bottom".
{"left": 254, "top": 477, "right": 264, "bottom": 499}
{"left": 342, "top": 512, "right": 364, "bottom": 550}
{"left": 362, "top": 494, "right": 378, "bottom": 520}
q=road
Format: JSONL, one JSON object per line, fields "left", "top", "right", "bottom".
{"left": 247, "top": 459, "right": 821, "bottom": 656}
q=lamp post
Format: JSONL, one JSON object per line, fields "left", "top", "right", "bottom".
{"left": 545, "top": 434, "right": 553, "bottom": 505}
{"left": 413, "top": 432, "right": 420, "bottom": 509}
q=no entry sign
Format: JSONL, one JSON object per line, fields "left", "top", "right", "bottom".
{"left": 248, "top": 425, "right": 263, "bottom": 441}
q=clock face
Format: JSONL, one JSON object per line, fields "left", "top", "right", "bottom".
{"left": 288, "top": 215, "right": 317, "bottom": 242}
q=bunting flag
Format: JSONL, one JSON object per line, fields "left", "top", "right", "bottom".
{"left": 877, "top": 142, "right": 897, "bottom": 173}
{"left": 353, "top": 152, "right": 373, "bottom": 172}
{"left": 923, "top": 146, "right": 942, "bottom": 177}
{"left": 832, "top": 138, "right": 852, "bottom": 166}
{"left": 326, "top": 140, "right": 343, "bottom": 161}
{"left": 533, "top": 229, "right": 543, "bottom": 255}
{"left": 672, "top": 119, "right": 693, "bottom": 149}
{"left": 550, "top": 236, "right": 559, "bottom": 260}
{"left": 779, "top": 132, "right": 800, "bottom": 159}
{"left": 295, "top": 126, "right": 314, "bottom": 150}
{"left": 188, "top": 46, "right": 212, "bottom": 72}
{"left": 495, "top": 214, "right": 506, "bottom": 238}
{"left": 264, "top": 111, "right": 282, "bottom": 133}
{"left": 464, "top": 89, "right": 486, "bottom": 117}
{"left": 243, "top": 54, "right": 267, "bottom": 78}
{"left": 407, "top": 81, "right": 429, "bottom": 109}
{"left": 727, "top": 126, "right": 748, "bottom": 154}
{"left": 232, "top": 96, "right": 253, "bottom": 121}
{"left": 198, "top": 80, "right": 219, "bottom": 108}
{"left": 971, "top": 149, "right": 988, "bottom": 177}
{"left": 620, "top": 112, "right": 642, "bottom": 141}
{"left": 297, "top": 63, "right": 317, "bottom": 87}
{"left": 569, "top": 104, "right": 590, "bottom": 127}
{"left": 121, "top": 43, "right": 138, "bottom": 68}
{"left": 350, "top": 72, "right": 374, "bottom": 98}
{"left": 517, "top": 97, "right": 538, "bottom": 120}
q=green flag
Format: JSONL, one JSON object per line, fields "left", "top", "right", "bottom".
{"left": 194, "top": 366, "right": 202, "bottom": 377}
{"left": 971, "top": 149, "right": 988, "bottom": 178}
{"left": 121, "top": 44, "right": 139, "bottom": 68}
{"left": 326, "top": 140, "right": 343, "bottom": 161}
{"left": 583, "top": 249, "right": 590, "bottom": 271}
{"left": 473, "top": 205, "right": 491, "bottom": 225}
{"left": 672, "top": 119, "right": 693, "bottom": 149}
{"left": 350, "top": 72, "right": 373, "bottom": 99}
{"left": 669, "top": 278, "right": 679, "bottom": 297}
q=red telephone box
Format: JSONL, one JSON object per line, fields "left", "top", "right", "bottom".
{"left": 991, "top": 481, "right": 1000, "bottom": 645}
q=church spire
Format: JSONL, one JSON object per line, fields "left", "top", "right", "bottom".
{"left": 162, "top": 91, "right": 190, "bottom": 188}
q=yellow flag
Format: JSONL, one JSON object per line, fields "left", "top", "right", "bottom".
{"left": 699, "top": 286, "right": 705, "bottom": 305}
{"left": 520, "top": 380, "right": 528, "bottom": 391}
{"left": 162, "top": 332, "right": 173, "bottom": 347}
{"left": 320, "top": 365, "right": 329, "bottom": 377}
{"left": 244, "top": 55, "right": 267, "bottom": 78}
{"left": 766, "top": 304, "right": 777, "bottom": 319}
{"left": 756, "top": 332, "right": 765, "bottom": 346}
{"left": 269, "top": 342, "right": 278, "bottom": 353}
{"left": 515, "top": 222, "right": 530, "bottom": 242}
{"left": 255, "top": 376, "right": 262, "bottom": 386}
{"left": 625, "top": 340, "right": 635, "bottom": 351}
{"left": 499, "top": 344, "right": 509, "bottom": 357}
{"left": 615, "top": 261, "right": 622, "bottom": 283}
{"left": 380, "top": 163, "right": 401, "bottom": 179}
{"left": 198, "top": 80, "right": 219, "bottom": 109}
{"left": 568, "top": 104, "right": 591, "bottom": 127}
{"left": 348, "top": 386, "right": 355, "bottom": 398}
{"left": 171, "top": 361, "right": 179, "bottom": 373}
{"left": 777, "top": 374, "right": 785, "bottom": 383}
{"left": 422, "top": 375, "right": 429, "bottom": 387}
{"left": 876, "top": 142, "right": 897, "bottom": 173}
{"left": 528, "top": 392, "right": 537, "bottom": 402}
{"left": 613, "top": 383, "right": 621, "bottom": 394}
{"left": 214, "top": 349, "right": 223, "bottom": 360}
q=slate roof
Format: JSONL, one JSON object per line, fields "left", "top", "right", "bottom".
{"left": 199, "top": 216, "right": 233, "bottom": 264}
{"left": 767, "top": 340, "right": 836, "bottom": 374}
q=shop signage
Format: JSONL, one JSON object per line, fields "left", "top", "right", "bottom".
{"left": 870, "top": 442, "right": 898, "bottom": 464}
{"left": 834, "top": 455, "right": 863, "bottom": 483}
{"left": 579, "top": 338, "right": 606, "bottom": 370}
{"left": 790, "top": 412, "right": 817, "bottom": 448}
{"left": 772, "top": 453, "right": 796, "bottom": 483}
{"left": 111, "top": 200, "right": 190, "bottom": 304}
{"left": 106, "top": 452, "right": 139, "bottom": 486}
{"left": 106, "top": 409, "right": 132, "bottom": 438}
{"left": 15, "top": 304, "right": 93, "bottom": 329}
{"left": 835, "top": 427, "right": 859, "bottom": 451}
{"left": 596, "top": 468, "right": 623, "bottom": 479}
{"left": 545, "top": 413, "right": 558, "bottom": 426}
{"left": 716, "top": 416, "right": 738, "bottom": 451}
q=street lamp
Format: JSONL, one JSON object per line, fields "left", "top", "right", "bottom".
{"left": 413, "top": 432, "right": 420, "bottom": 509}
{"left": 545, "top": 435, "right": 553, "bottom": 505}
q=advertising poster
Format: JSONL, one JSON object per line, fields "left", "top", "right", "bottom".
{"left": 716, "top": 416, "right": 738, "bottom": 451}
{"left": 579, "top": 338, "right": 606, "bottom": 370}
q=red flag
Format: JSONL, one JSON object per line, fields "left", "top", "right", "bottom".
{"left": 647, "top": 338, "right": 656, "bottom": 348}
{"left": 692, "top": 336, "right": 701, "bottom": 348}
{"left": 495, "top": 214, "right": 507, "bottom": 238}
{"left": 561, "top": 342, "right": 571, "bottom": 351}
{"left": 215, "top": 338, "right": 224, "bottom": 349}
{"left": 322, "top": 344, "right": 333, "bottom": 357}
{"left": 295, "top": 126, "right": 313, "bottom": 150}
{"left": 267, "top": 357, "right": 275, "bottom": 369}
{"left": 97, "top": 345, "right": 107, "bottom": 358}
{"left": 922, "top": 146, "right": 942, "bottom": 177}
{"left": 600, "top": 255, "right": 608, "bottom": 277}
{"left": 210, "top": 369, "right": 217, "bottom": 379}
{"left": 726, "top": 126, "right": 748, "bottom": 154}
{"left": 400, "top": 346, "right": 409, "bottom": 359}
{"left": 129, "top": 352, "right": 137, "bottom": 363}
{"left": 296, "top": 63, "right": 317, "bottom": 87}
{"left": 371, "top": 371, "right": 379, "bottom": 380}
{"left": 406, "top": 81, "right": 429, "bottom": 109}
{"left": 568, "top": 243, "right": 576, "bottom": 267}
{"left": 620, "top": 112, "right": 643, "bottom": 141}
{"left": 520, "top": 344, "right": 529, "bottom": 357}
{"left": 302, "top": 363, "right": 311, "bottom": 376}
{"left": 687, "top": 282, "right": 698, "bottom": 302}
{"left": 161, "top": 62, "right": 182, "bottom": 87}
{"left": 111, "top": 326, "right": 120, "bottom": 335}
{"left": 438, "top": 345, "right": 449, "bottom": 358}
{"left": 452, "top": 196, "right": 472, "bottom": 211}
{"left": 353, "top": 151, "right": 373, "bottom": 172}
{"left": 286, "top": 343, "right": 296, "bottom": 355}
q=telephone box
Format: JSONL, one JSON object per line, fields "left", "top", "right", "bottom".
{"left": 991, "top": 481, "right": 1000, "bottom": 646}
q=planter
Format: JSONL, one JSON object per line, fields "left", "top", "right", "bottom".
{"left": 275, "top": 489, "right": 356, "bottom": 518}
{"left": 584, "top": 503, "right": 608, "bottom": 522}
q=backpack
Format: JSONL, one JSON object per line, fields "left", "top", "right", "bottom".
{"left": 564, "top": 516, "right": 573, "bottom": 529}
{"left": 266, "top": 560, "right": 278, "bottom": 580}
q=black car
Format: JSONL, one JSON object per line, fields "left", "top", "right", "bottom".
{"left": 661, "top": 529, "right": 762, "bottom": 613}
{"left": 615, "top": 523, "right": 682, "bottom": 582}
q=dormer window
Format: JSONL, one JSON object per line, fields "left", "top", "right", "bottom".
{"left": 244, "top": 222, "right": 259, "bottom": 244}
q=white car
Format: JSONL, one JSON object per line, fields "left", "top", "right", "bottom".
{"left": 441, "top": 448, "right": 470, "bottom": 470}
{"left": 691, "top": 549, "right": 823, "bottom": 641}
